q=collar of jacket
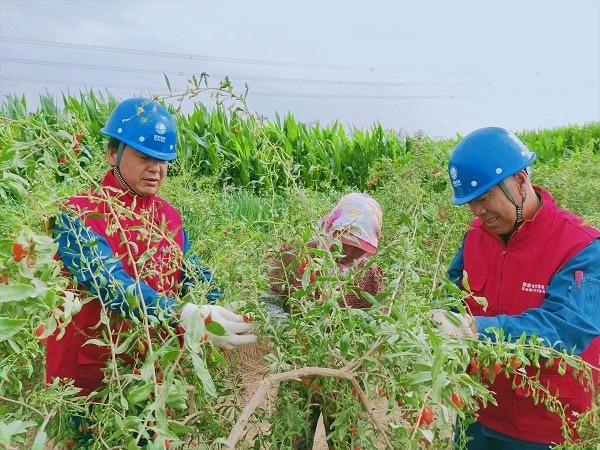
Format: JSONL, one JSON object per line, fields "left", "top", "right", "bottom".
{"left": 101, "top": 169, "right": 156, "bottom": 209}
{"left": 474, "top": 186, "right": 554, "bottom": 244}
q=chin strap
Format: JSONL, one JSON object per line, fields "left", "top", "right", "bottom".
{"left": 113, "top": 141, "right": 139, "bottom": 196}
{"left": 498, "top": 179, "right": 527, "bottom": 227}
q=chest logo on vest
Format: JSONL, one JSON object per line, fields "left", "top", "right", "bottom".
{"left": 521, "top": 281, "right": 547, "bottom": 294}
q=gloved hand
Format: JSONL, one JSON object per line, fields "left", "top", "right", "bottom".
{"left": 429, "top": 309, "right": 476, "bottom": 338}
{"left": 180, "top": 303, "right": 257, "bottom": 349}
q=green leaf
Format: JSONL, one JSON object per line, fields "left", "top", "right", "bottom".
{"left": 473, "top": 296, "right": 488, "bottom": 310}
{"left": 113, "top": 332, "right": 138, "bottom": 355}
{"left": 462, "top": 270, "right": 470, "bottom": 291}
{"left": 421, "top": 207, "right": 434, "bottom": 222}
{"left": 0, "top": 420, "right": 35, "bottom": 448}
{"left": 0, "top": 317, "right": 27, "bottom": 341}
{"left": 405, "top": 371, "right": 432, "bottom": 386}
{"left": 206, "top": 320, "right": 225, "bottom": 336}
{"left": 420, "top": 428, "right": 434, "bottom": 443}
{"left": 163, "top": 72, "right": 172, "bottom": 93}
{"left": 82, "top": 339, "right": 109, "bottom": 347}
{"left": 431, "top": 371, "right": 448, "bottom": 401}
{"left": 127, "top": 383, "right": 154, "bottom": 405}
{"left": 301, "top": 264, "right": 311, "bottom": 290}
{"left": 210, "top": 346, "right": 227, "bottom": 366}
{"left": 191, "top": 353, "right": 217, "bottom": 398}
{"left": 0, "top": 284, "right": 38, "bottom": 303}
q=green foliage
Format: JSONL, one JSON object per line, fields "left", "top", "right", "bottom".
{"left": 517, "top": 122, "right": 600, "bottom": 162}
{"left": 0, "top": 88, "right": 598, "bottom": 449}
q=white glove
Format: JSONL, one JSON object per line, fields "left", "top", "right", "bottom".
{"left": 429, "top": 309, "right": 475, "bottom": 338}
{"left": 180, "top": 303, "right": 257, "bottom": 349}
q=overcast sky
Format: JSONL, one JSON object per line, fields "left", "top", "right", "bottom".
{"left": 1, "top": 0, "right": 599, "bottom": 138}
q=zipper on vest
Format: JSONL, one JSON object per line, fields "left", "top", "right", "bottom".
{"left": 496, "top": 246, "right": 508, "bottom": 314}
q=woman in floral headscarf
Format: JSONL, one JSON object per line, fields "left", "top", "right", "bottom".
{"left": 269, "top": 192, "right": 383, "bottom": 310}
{"left": 266, "top": 193, "right": 384, "bottom": 450}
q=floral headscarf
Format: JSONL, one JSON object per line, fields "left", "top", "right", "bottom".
{"left": 319, "top": 193, "right": 382, "bottom": 254}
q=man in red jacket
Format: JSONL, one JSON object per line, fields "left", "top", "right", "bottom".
{"left": 47, "top": 98, "right": 256, "bottom": 403}
{"left": 432, "top": 127, "right": 600, "bottom": 449}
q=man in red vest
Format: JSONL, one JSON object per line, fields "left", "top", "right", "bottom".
{"left": 432, "top": 127, "right": 600, "bottom": 448}
{"left": 47, "top": 97, "right": 256, "bottom": 403}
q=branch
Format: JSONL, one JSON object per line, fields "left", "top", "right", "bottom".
{"left": 224, "top": 364, "right": 393, "bottom": 450}
{"left": 0, "top": 395, "right": 44, "bottom": 418}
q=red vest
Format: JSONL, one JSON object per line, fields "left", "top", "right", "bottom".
{"left": 462, "top": 187, "right": 600, "bottom": 444}
{"left": 46, "top": 170, "right": 184, "bottom": 396}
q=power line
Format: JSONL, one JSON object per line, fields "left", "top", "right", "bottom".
{"left": 0, "top": 75, "right": 167, "bottom": 92}
{"left": 0, "top": 56, "right": 476, "bottom": 88}
{"left": 0, "top": 36, "right": 379, "bottom": 72}
{"left": 0, "top": 76, "right": 478, "bottom": 99}
{"left": 251, "top": 92, "right": 476, "bottom": 99}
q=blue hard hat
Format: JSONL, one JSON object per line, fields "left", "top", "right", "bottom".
{"left": 448, "top": 127, "right": 536, "bottom": 205}
{"left": 100, "top": 97, "right": 177, "bottom": 161}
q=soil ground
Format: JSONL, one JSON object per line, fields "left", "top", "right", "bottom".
{"left": 234, "top": 340, "right": 332, "bottom": 450}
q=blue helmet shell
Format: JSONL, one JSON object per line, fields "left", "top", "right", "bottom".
{"left": 448, "top": 127, "right": 536, "bottom": 205}
{"left": 100, "top": 97, "right": 177, "bottom": 161}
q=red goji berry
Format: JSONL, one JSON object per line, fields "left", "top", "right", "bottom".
{"left": 12, "top": 242, "right": 25, "bottom": 262}
{"left": 298, "top": 260, "right": 307, "bottom": 275}
{"left": 469, "top": 358, "right": 479, "bottom": 374}
{"left": 35, "top": 324, "right": 48, "bottom": 344}
{"left": 418, "top": 405, "right": 433, "bottom": 426}
{"left": 493, "top": 362, "right": 503, "bottom": 374}
{"left": 510, "top": 356, "right": 522, "bottom": 370}
{"left": 451, "top": 392, "right": 463, "bottom": 408}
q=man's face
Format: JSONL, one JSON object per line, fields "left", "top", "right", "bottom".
{"left": 467, "top": 179, "right": 520, "bottom": 236}
{"left": 109, "top": 145, "right": 168, "bottom": 197}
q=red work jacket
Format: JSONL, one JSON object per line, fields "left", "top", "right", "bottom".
{"left": 46, "top": 170, "right": 184, "bottom": 396}
{"left": 462, "top": 188, "right": 600, "bottom": 444}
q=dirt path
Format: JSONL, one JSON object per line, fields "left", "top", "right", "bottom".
{"left": 232, "top": 341, "right": 439, "bottom": 450}
{"left": 233, "top": 341, "right": 329, "bottom": 449}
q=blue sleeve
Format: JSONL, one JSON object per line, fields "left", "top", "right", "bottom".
{"left": 54, "top": 212, "right": 176, "bottom": 320}
{"left": 475, "top": 239, "right": 600, "bottom": 353}
{"left": 447, "top": 234, "right": 466, "bottom": 288}
{"left": 180, "top": 229, "right": 222, "bottom": 304}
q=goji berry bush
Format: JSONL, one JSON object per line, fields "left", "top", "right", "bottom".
{"left": 1, "top": 87, "right": 598, "bottom": 449}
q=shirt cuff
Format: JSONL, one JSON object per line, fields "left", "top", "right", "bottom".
{"left": 474, "top": 316, "right": 500, "bottom": 341}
